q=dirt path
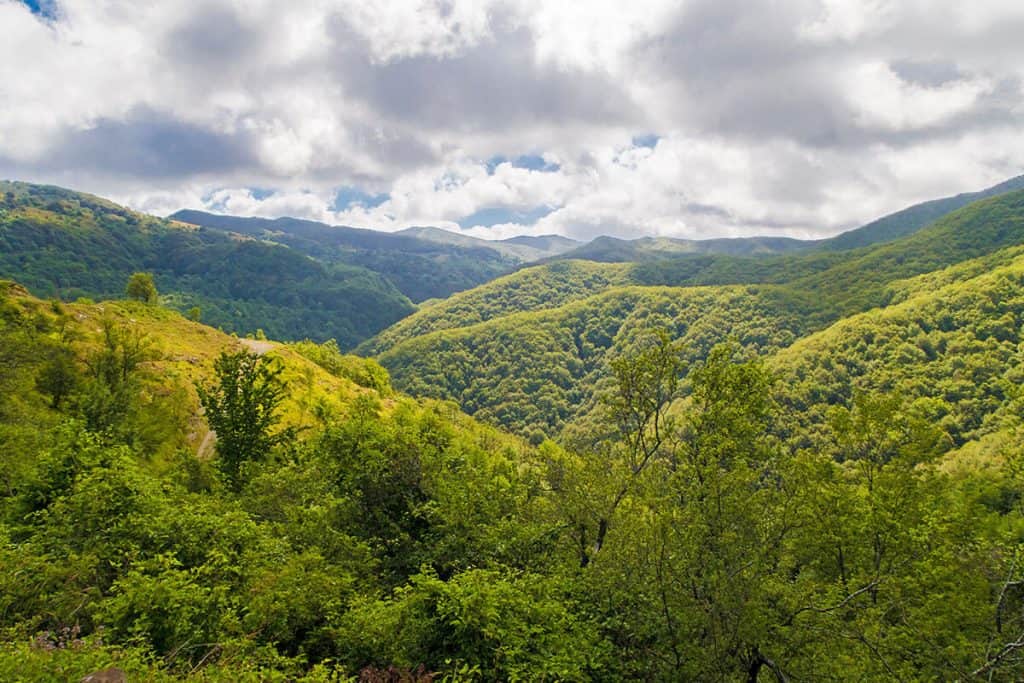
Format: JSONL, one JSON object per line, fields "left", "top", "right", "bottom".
{"left": 238, "top": 338, "right": 275, "bottom": 355}
{"left": 197, "top": 428, "right": 216, "bottom": 460}
{"left": 196, "top": 338, "right": 274, "bottom": 459}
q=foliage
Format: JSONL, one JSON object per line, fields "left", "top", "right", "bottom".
{"left": 125, "top": 271, "right": 158, "bottom": 303}
{"left": 378, "top": 284, "right": 815, "bottom": 438}
{"left": 196, "top": 350, "right": 293, "bottom": 489}
{"left": 372, "top": 189, "right": 1024, "bottom": 441}
{"left": 6, "top": 184, "right": 1024, "bottom": 680}
{"left": 359, "top": 260, "right": 633, "bottom": 356}
{"left": 0, "top": 181, "right": 414, "bottom": 348}
{"left": 170, "top": 210, "right": 523, "bottom": 304}
{"left": 290, "top": 339, "right": 392, "bottom": 394}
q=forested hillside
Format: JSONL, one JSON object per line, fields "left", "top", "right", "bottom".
{"left": 171, "top": 211, "right": 529, "bottom": 303}
{"left": 5, "top": 274, "right": 1024, "bottom": 680}
{"left": 378, "top": 283, "right": 817, "bottom": 440}
{"left": 367, "top": 187, "right": 1024, "bottom": 358}
{"left": 359, "top": 260, "right": 633, "bottom": 356}
{"left": 371, "top": 189, "right": 1024, "bottom": 440}
{"left": 0, "top": 182, "right": 413, "bottom": 347}
{"left": 820, "top": 173, "right": 1024, "bottom": 250}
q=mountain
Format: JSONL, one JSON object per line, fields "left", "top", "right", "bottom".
{"left": 376, "top": 283, "right": 817, "bottom": 439}
{"left": 551, "top": 175, "right": 1024, "bottom": 263}
{"left": 358, "top": 259, "right": 633, "bottom": 356}
{"left": 0, "top": 181, "right": 414, "bottom": 347}
{"left": 365, "top": 186, "right": 1024, "bottom": 359}
{"left": 397, "top": 225, "right": 580, "bottom": 261}
{"left": 556, "top": 233, "right": 812, "bottom": 262}
{"left": 501, "top": 233, "right": 580, "bottom": 253}
{"left": 770, "top": 246, "right": 1024, "bottom": 450}
{"left": 171, "top": 210, "right": 525, "bottom": 302}
{"left": 367, "top": 188, "right": 1024, "bottom": 439}
{"left": 819, "top": 173, "right": 1024, "bottom": 251}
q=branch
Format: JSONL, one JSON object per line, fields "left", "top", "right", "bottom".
{"left": 973, "top": 632, "right": 1024, "bottom": 678}
{"left": 785, "top": 580, "right": 880, "bottom": 626}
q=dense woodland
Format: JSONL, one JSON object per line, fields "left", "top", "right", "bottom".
{"left": 5, "top": 180, "right": 1024, "bottom": 679}
{"left": 373, "top": 190, "right": 1024, "bottom": 441}
{"left": 168, "top": 211, "right": 536, "bottom": 304}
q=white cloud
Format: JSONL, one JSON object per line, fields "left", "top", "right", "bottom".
{"left": 1, "top": 0, "right": 1023, "bottom": 242}
{"left": 846, "top": 62, "right": 992, "bottom": 131}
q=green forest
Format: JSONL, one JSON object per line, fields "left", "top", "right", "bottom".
{"left": 371, "top": 190, "right": 1024, "bottom": 441}
{"left": 5, "top": 179, "right": 1024, "bottom": 680}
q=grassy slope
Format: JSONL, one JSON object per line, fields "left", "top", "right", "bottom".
{"left": 0, "top": 281, "right": 362, "bottom": 458}
{"left": 0, "top": 278, "right": 531, "bottom": 466}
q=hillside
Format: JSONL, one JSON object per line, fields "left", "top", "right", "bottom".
{"left": 820, "top": 173, "right": 1024, "bottom": 250}
{"left": 0, "top": 280, "right": 559, "bottom": 680}
{"left": 171, "top": 210, "right": 525, "bottom": 302}
{"left": 770, "top": 249, "right": 1024, "bottom": 452}
{"left": 0, "top": 182, "right": 414, "bottom": 347}
{"left": 370, "top": 189, "right": 1024, "bottom": 441}
{"left": 6, "top": 267, "right": 1024, "bottom": 679}
{"left": 0, "top": 279, "right": 380, "bottom": 459}
{"left": 378, "top": 283, "right": 818, "bottom": 439}
{"left": 366, "top": 188, "right": 1024, "bottom": 359}
{"left": 359, "top": 259, "right": 633, "bottom": 355}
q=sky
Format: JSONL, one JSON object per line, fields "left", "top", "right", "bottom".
{"left": 1, "top": 0, "right": 1023, "bottom": 241}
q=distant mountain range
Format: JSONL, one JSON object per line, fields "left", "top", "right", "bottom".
{"left": 2, "top": 174, "right": 1022, "bottom": 350}
{"left": 395, "top": 225, "right": 580, "bottom": 261}
{"left": 552, "top": 175, "right": 1024, "bottom": 262}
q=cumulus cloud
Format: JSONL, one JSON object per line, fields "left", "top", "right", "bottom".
{"left": 1, "top": 0, "right": 1023, "bottom": 240}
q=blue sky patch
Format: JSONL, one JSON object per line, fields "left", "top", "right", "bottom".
{"left": 332, "top": 186, "right": 389, "bottom": 211}
{"left": 457, "top": 205, "right": 556, "bottom": 229}
{"left": 632, "top": 133, "right": 660, "bottom": 149}
{"left": 486, "top": 154, "right": 561, "bottom": 174}
{"left": 21, "top": 0, "right": 58, "bottom": 20}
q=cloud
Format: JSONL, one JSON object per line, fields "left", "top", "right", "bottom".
{"left": 0, "top": 0, "right": 1023, "bottom": 241}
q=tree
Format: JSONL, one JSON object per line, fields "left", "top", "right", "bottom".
{"left": 79, "top": 319, "right": 153, "bottom": 431}
{"left": 196, "top": 349, "right": 292, "bottom": 489}
{"left": 558, "top": 329, "right": 684, "bottom": 568}
{"left": 124, "top": 272, "right": 157, "bottom": 304}
{"left": 35, "top": 347, "right": 79, "bottom": 410}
